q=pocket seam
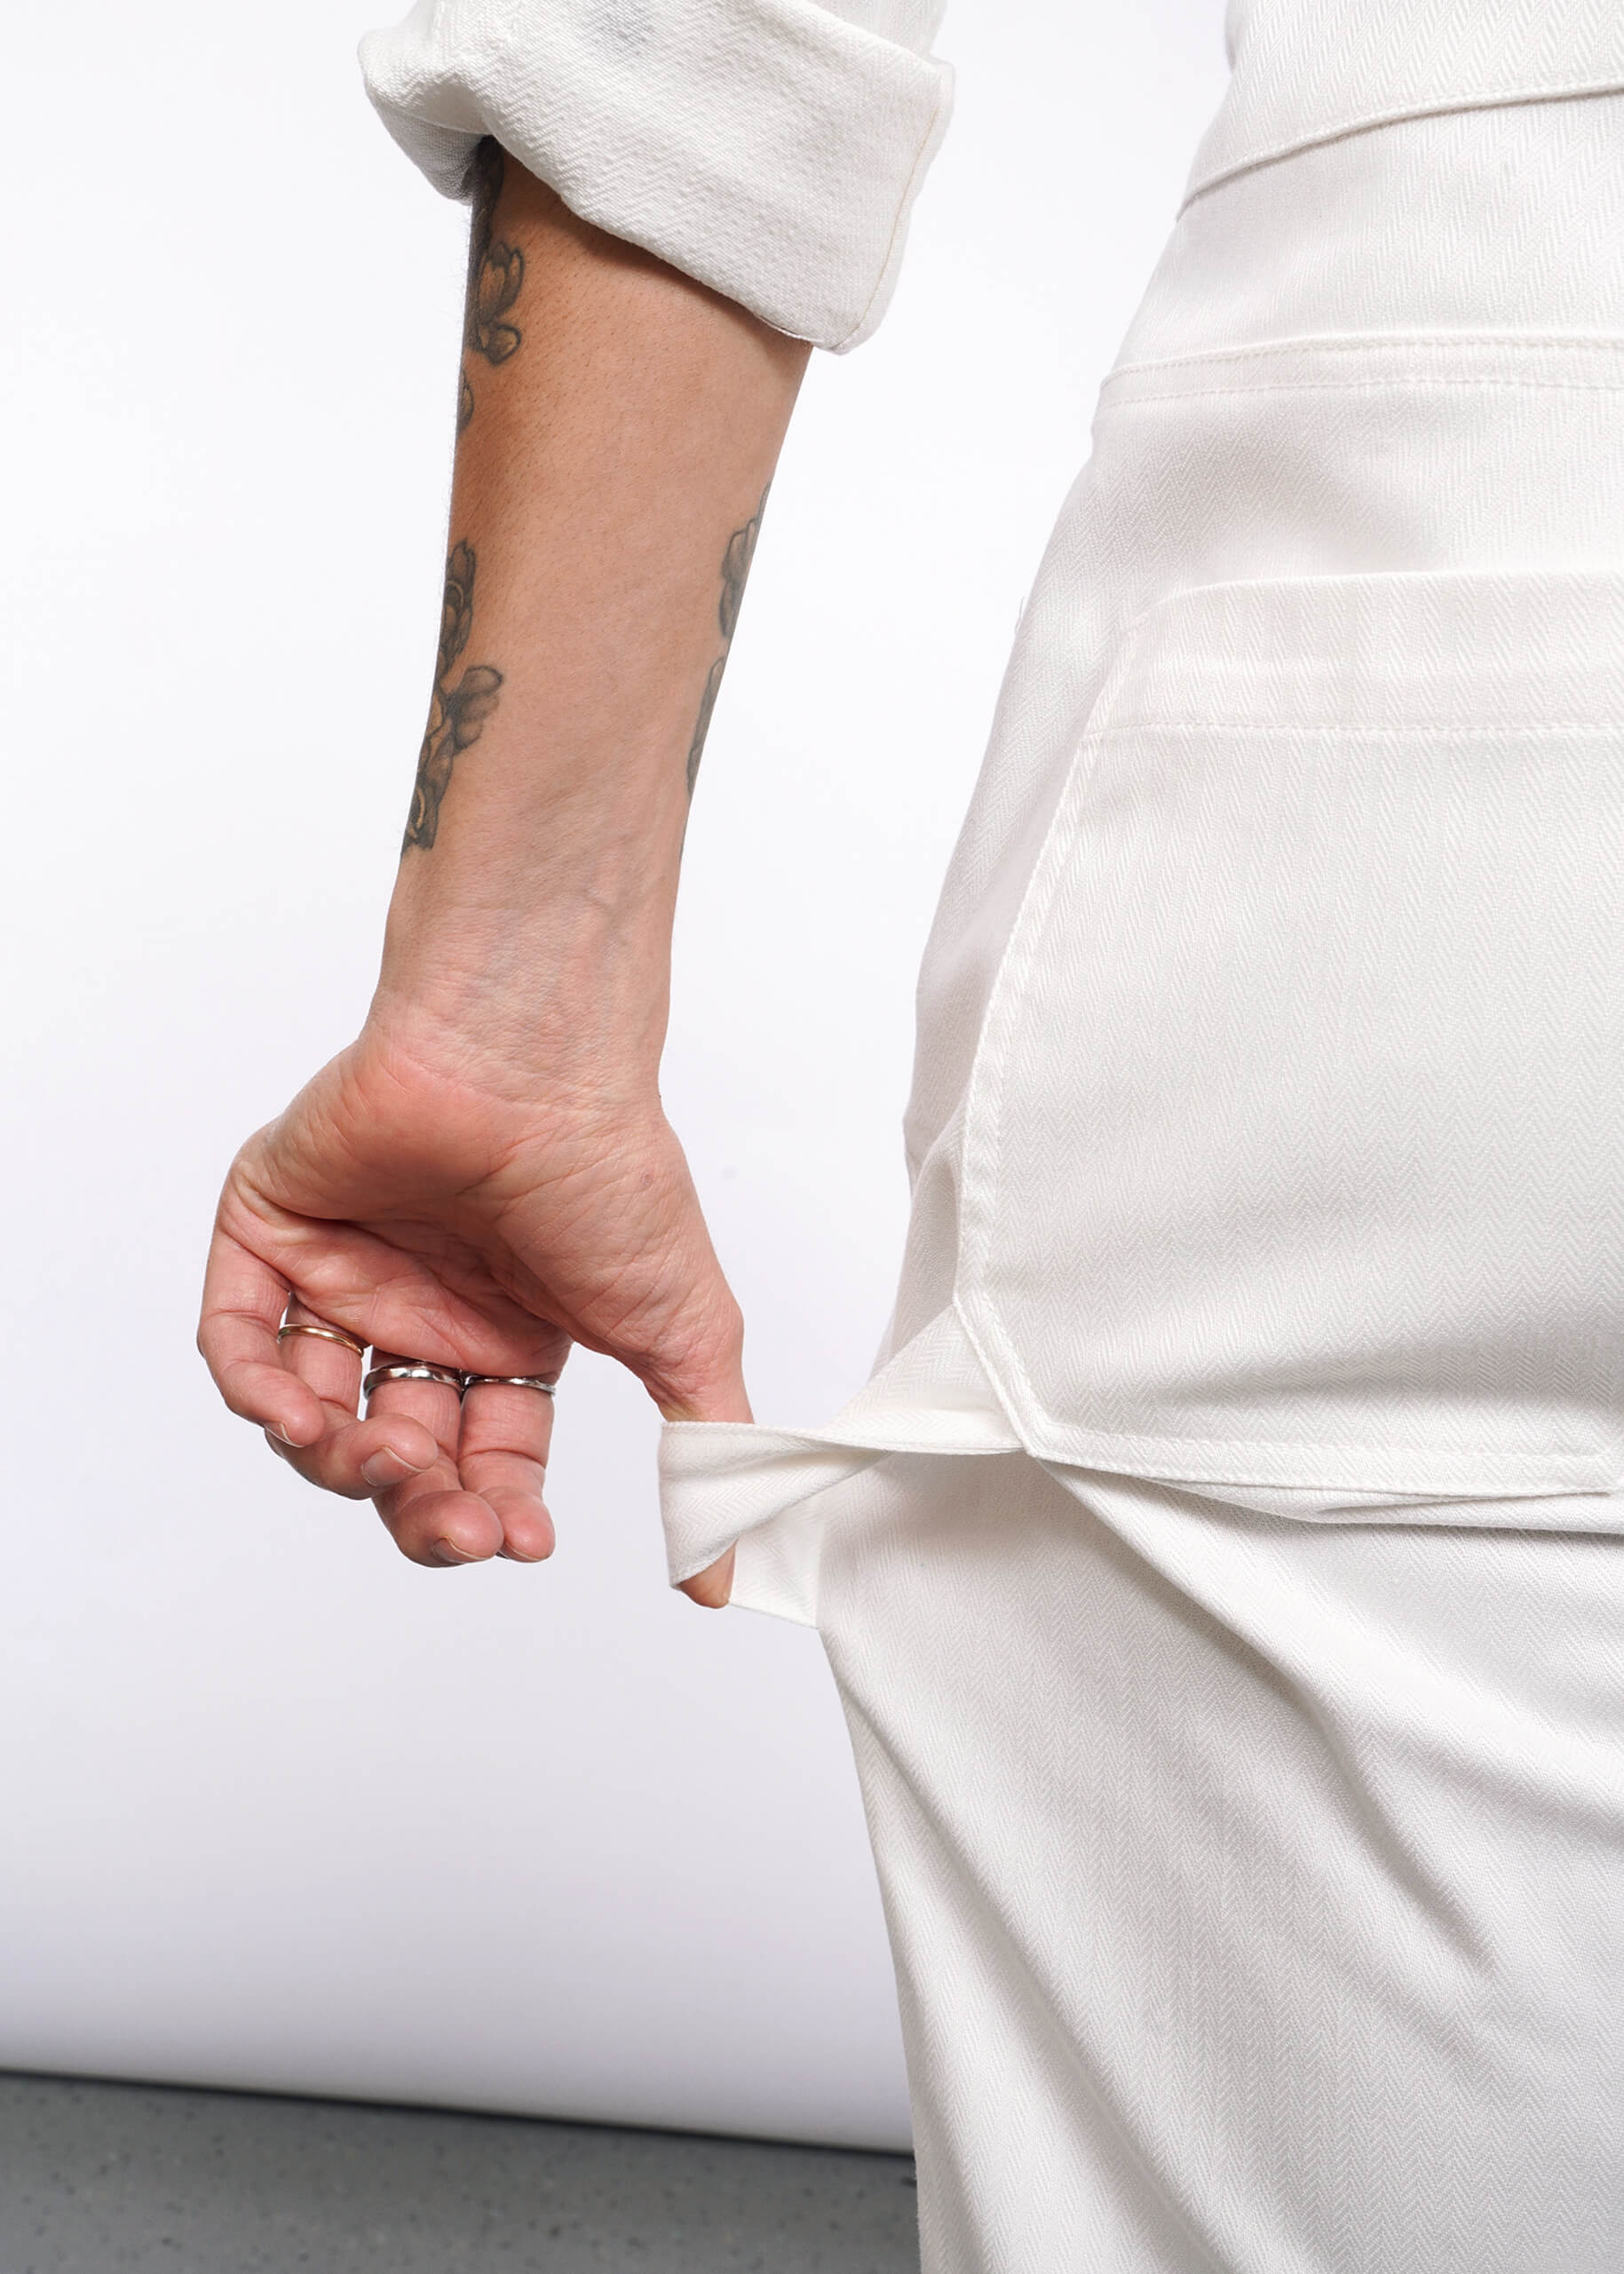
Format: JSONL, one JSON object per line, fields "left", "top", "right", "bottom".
{"left": 954, "top": 565, "right": 1624, "bottom": 1493}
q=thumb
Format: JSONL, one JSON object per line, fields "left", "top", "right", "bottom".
{"left": 655, "top": 1354, "right": 752, "bottom": 1427}
{"left": 677, "top": 1547, "right": 736, "bottom": 1610}
{"left": 641, "top": 1238, "right": 752, "bottom": 1426}
{"left": 651, "top": 1288, "right": 749, "bottom": 1611}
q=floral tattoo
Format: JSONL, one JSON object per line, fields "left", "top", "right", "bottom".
{"left": 686, "top": 484, "right": 769, "bottom": 797}
{"left": 404, "top": 541, "right": 504, "bottom": 852}
{"left": 457, "top": 139, "right": 525, "bottom": 433}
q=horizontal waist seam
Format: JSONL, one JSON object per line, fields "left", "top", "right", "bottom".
{"left": 1100, "top": 375, "right": 1624, "bottom": 409}
{"left": 1183, "top": 79, "right": 1624, "bottom": 208}
{"left": 1106, "top": 332, "right": 1624, "bottom": 383}
{"left": 1089, "top": 721, "right": 1624, "bottom": 739}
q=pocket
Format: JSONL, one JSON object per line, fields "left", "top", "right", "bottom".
{"left": 956, "top": 569, "right": 1624, "bottom": 1496}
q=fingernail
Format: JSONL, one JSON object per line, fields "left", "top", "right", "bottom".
{"left": 434, "top": 1539, "right": 480, "bottom": 1565}
{"left": 361, "top": 1447, "right": 427, "bottom": 1488}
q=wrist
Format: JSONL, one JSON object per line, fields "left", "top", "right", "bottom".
{"left": 369, "top": 898, "right": 674, "bottom": 1097}
{"left": 378, "top": 669, "right": 693, "bottom": 1034}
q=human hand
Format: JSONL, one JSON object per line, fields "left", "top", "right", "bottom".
{"left": 198, "top": 1019, "right": 742, "bottom": 1603}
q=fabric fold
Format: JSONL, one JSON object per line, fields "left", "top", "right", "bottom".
{"left": 659, "top": 1306, "right": 1019, "bottom": 1619}
{"left": 360, "top": 0, "right": 953, "bottom": 350}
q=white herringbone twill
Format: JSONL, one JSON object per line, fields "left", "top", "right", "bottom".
{"left": 662, "top": 72, "right": 1624, "bottom": 2274}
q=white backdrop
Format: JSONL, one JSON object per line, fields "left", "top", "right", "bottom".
{"left": 0, "top": 0, "right": 1224, "bottom": 2148}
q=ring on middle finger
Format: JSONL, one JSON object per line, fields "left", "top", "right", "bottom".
{"left": 362, "top": 1361, "right": 467, "bottom": 1400}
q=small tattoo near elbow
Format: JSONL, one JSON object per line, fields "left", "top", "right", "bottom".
{"left": 457, "top": 139, "right": 525, "bottom": 432}
{"left": 404, "top": 541, "right": 504, "bottom": 852}
{"left": 686, "top": 482, "right": 770, "bottom": 798}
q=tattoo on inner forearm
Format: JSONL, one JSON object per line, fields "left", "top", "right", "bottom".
{"left": 457, "top": 139, "right": 525, "bottom": 433}
{"left": 403, "top": 541, "right": 504, "bottom": 852}
{"left": 686, "top": 483, "right": 769, "bottom": 797}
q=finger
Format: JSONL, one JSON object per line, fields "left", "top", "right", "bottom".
{"left": 277, "top": 1301, "right": 366, "bottom": 1410}
{"left": 364, "top": 1351, "right": 465, "bottom": 1428}
{"left": 373, "top": 1475, "right": 507, "bottom": 1568}
{"left": 199, "top": 1229, "right": 324, "bottom": 1447}
{"left": 263, "top": 1320, "right": 440, "bottom": 1495}
{"left": 363, "top": 1357, "right": 464, "bottom": 1473}
{"left": 265, "top": 1413, "right": 442, "bottom": 1500}
{"left": 646, "top": 1288, "right": 751, "bottom": 1428}
{"left": 678, "top": 1549, "right": 734, "bottom": 1610}
{"left": 459, "top": 1379, "right": 558, "bottom": 1564}
{"left": 364, "top": 1359, "right": 503, "bottom": 1566}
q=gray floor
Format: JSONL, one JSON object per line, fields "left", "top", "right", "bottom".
{"left": 0, "top": 2073, "right": 919, "bottom": 2274}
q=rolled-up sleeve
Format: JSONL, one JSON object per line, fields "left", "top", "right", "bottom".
{"left": 359, "top": 0, "right": 954, "bottom": 351}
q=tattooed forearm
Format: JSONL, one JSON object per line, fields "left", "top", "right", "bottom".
{"left": 404, "top": 541, "right": 504, "bottom": 852}
{"left": 457, "top": 139, "right": 525, "bottom": 432}
{"left": 466, "top": 143, "right": 524, "bottom": 366}
{"left": 685, "top": 484, "right": 769, "bottom": 797}
{"left": 685, "top": 657, "right": 727, "bottom": 797}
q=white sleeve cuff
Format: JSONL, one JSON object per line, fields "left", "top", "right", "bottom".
{"left": 359, "top": 0, "right": 954, "bottom": 351}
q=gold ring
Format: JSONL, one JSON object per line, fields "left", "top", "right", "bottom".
{"left": 278, "top": 1319, "right": 367, "bottom": 1360}
{"left": 463, "top": 1375, "right": 558, "bottom": 1397}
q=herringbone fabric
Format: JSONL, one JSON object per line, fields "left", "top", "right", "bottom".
{"left": 819, "top": 1452, "right": 1624, "bottom": 2272}
{"left": 665, "top": 88, "right": 1624, "bottom": 1572}
{"left": 1190, "top": 0, "right": 1624, "bottom": 195}
{"left": 359, "top": 0, "right": 952, "bottom": 349}
{"left": 659, "top": 64, "right": 1624, "bottom": 2274}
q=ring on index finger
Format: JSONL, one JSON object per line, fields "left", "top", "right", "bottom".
{"left": 278, "top": 1312, "right": 368, "bottom": 1360}
{"left": 462, "top": 1375, "right": 558, "bottom": 1398}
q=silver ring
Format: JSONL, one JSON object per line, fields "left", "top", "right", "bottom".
{"left": 462, "top": 1375, "right": 558, "bottom": 1397}
{"left": 362, "top": 1361, "right": 467, "bottom": 1399}
{"left": 279, "top": 1320, "right": 368, "bottom": 1360}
